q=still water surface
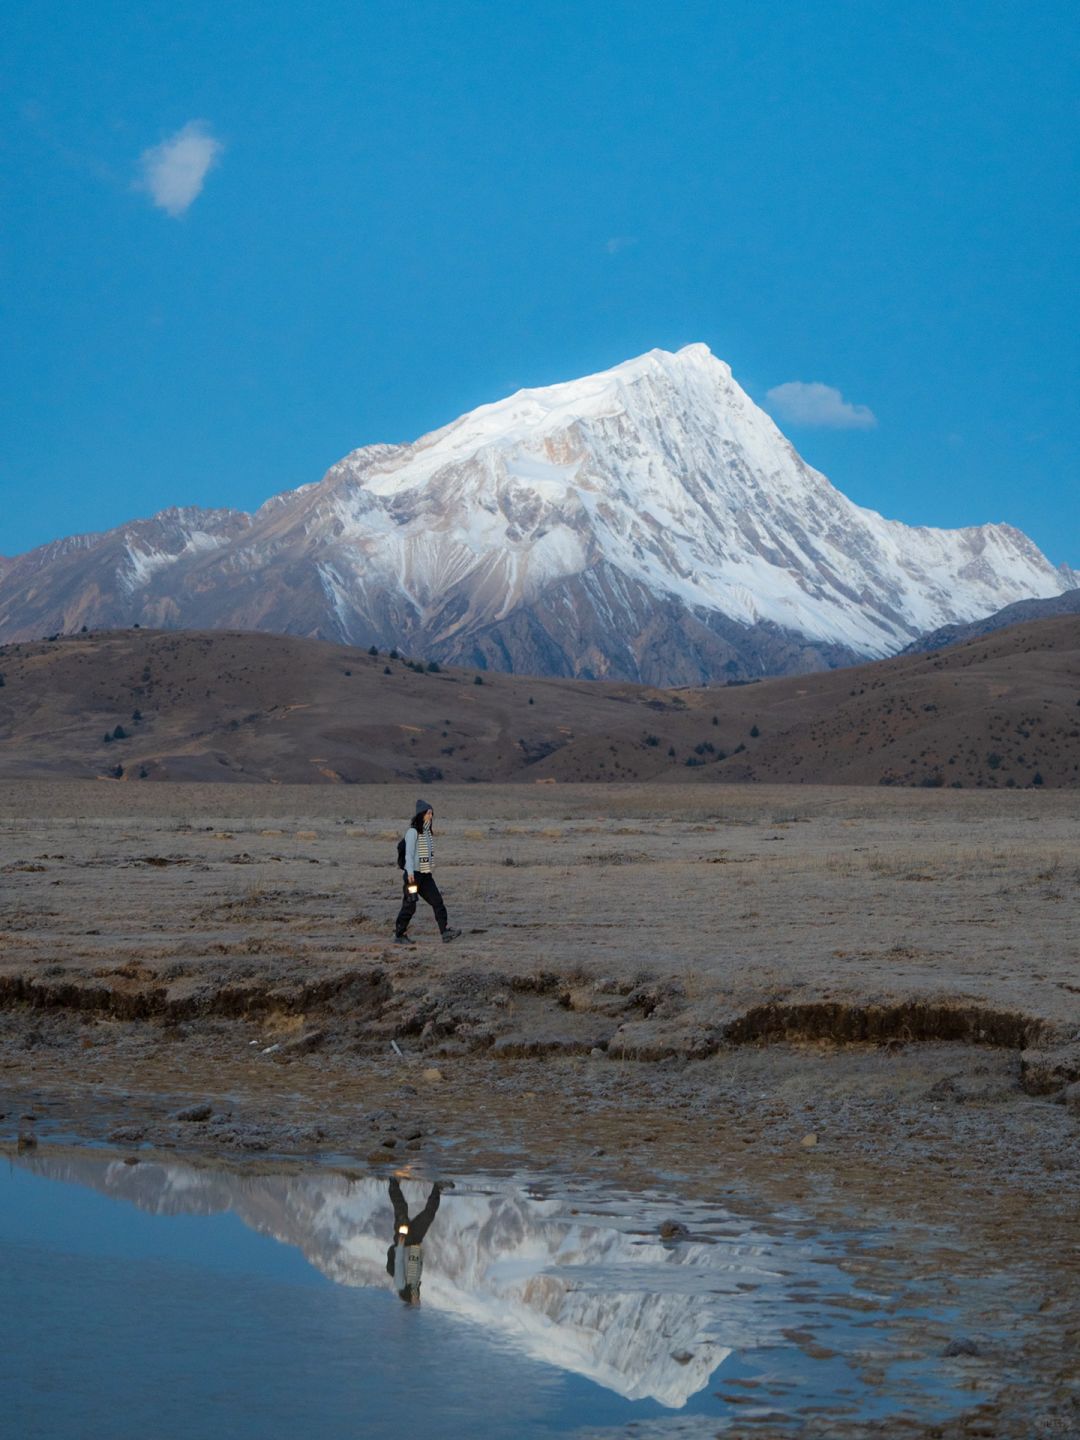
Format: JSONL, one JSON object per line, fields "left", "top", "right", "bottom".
{"left": 1, "top": 1152, "right": 997, "bottom": 1437}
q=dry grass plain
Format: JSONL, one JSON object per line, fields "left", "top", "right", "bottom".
{"left": 2, "top": 780, "right": 1079, "bottom": 1435}
{"left": 2, "top": 779, "right": 1077, "bottom": 1030}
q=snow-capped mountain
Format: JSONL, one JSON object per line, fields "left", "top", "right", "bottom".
{"left": 1, "top": 345, "right": 1074, "bottom": 682}
{"left": 19, "top": 1155, "right": 819, "bottom": 1407}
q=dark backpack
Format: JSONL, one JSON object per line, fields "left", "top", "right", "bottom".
{"left": 396, "top": 836, "right": 407, "bottom": 870}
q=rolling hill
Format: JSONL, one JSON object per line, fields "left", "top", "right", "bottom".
{"left": 1, "top": 618, "right": 1077, "bottom": 788}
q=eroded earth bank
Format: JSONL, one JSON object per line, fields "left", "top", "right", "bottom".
{"left": 2, "top": 781, "right": 1078, "bottom": 1438}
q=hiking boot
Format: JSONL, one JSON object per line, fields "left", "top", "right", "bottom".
{"left": 393, "top": 933, "right": 415, "bottom": 946}
{"left": 441, "top": 928, "right": 462, "bottom": 944}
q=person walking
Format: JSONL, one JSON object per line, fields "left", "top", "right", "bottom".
{"left": 385, "top": 1176, "right": 442, "bottom": 1305}
{"left": 394, "top": 798, "right": 461, "bottom": 946}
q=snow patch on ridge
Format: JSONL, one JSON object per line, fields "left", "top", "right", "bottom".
{"left": 120, "top": 529, "right": 229, "bottom": 594}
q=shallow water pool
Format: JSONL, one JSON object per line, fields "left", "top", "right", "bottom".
{"left": 1, "top": 1151, "right": 1005, "bottom": 1438}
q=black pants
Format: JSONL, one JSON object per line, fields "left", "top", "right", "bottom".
{"left": 395, "top": 872, "right": 447, "bottom": 936}
{"left": 389, "top": 1177, "right": 441, "bottom": 1244}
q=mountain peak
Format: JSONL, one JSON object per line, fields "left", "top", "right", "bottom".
{"left": 354, "top": 344, "right": 741, "bottom": 500}
{"left": 0, "top": 345, "right": 1073, "bottom": 682}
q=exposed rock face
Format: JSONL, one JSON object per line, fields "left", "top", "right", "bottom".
{"left": 1, "top": 346, "right": 1074, "bottom": 682}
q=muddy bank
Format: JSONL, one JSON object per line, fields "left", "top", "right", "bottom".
{"left": 2, "top": 955, "right": 1076, "bottom": 1081}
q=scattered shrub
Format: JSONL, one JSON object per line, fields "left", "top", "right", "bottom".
{"left": 368, "top": 645, "right": 379, "bottom": 656}
{"left": 131, "top": 709, "right": 142, "bottom": 722}
{"left": 986, "top": 752, "right": 1002, "bottom": 770}
{"left": 474, "top": 675, "right": 484, "bottom": 686}
{"left": 426, "top": 661, "right": 441, "bottom": 673}
{"left": 643, "top": 734, "right": 660, "bottom": 747}
{"left": 750, "top": 724, "right": 760, "bottom": 738}
{"left": 112, "top": 725, "right": 127, "bottom": 740}
{"left": 383, "top": 666, "right": 392, "bottom": 675}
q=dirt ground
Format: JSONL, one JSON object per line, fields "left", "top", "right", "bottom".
{"left": 2, "top": 780, "right": 1079, "bottom": 1437}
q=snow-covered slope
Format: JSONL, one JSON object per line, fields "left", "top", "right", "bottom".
{"left": 0, "top": 346, "right": 1073, "bottom": 682}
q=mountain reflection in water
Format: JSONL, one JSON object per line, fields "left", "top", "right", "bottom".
{"left": 18, "top": 1154, "right": 801, "bottom": 1408}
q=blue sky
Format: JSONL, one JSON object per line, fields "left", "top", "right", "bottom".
{"left": 2, "top": 0, "right": 1077, "bottom": 565}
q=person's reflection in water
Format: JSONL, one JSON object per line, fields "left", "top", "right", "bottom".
{"left": 386, "top": 1176, "right": 442, "bottom": 1305}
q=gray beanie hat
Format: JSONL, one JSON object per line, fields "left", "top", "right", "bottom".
{"left": 415, "top": 797, "right": 433, "bottom": 815}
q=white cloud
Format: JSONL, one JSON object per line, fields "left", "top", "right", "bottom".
{"left": 137, "top": 120, "right": 223, "bottom": 217}
{"left": 605, "top": 235, "right": 637, "bottom": 255}
{"left": 765, "top": 381, "right": 877, "bottom": 430}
